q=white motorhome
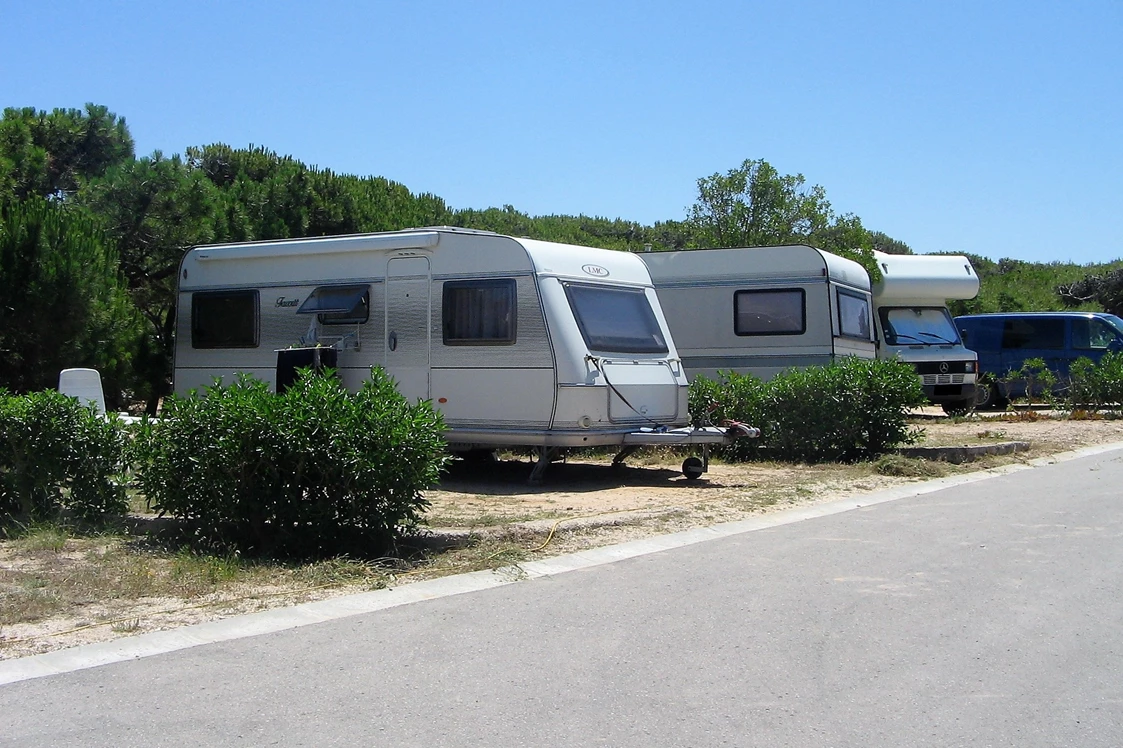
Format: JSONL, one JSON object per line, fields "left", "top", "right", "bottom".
{"left": 175, "top": 227, "right": 746, "bottom": 481}
{"left": 640, "top": 245, "right": 876, "bottom": 381}
{"left": 871, "top": 251, "right": 979, "bottom": 414}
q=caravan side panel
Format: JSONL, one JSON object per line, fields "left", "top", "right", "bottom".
{"left": 429, "top": 271, "right": 556, "bottom": 430}
{"left": 643, "top": 245, "right": 877, "bottom": 382}
{"left": 654, "top": 280, "right": 843, "bottom": 381}
{"left": 175, "top": 279, "right": 387, "bottom": 395}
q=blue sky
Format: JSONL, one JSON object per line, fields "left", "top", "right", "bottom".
{"left": 3, "top": 1, "right": 1120, "bottom": 264}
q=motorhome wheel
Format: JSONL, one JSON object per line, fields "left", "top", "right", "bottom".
{"left": 974, "top": 381, "right": 1007, "bottom": 411}
{"left": 941, "top": 398, "right": 975, "bottom": 417}
{"left": 682, "top": 457, "right": 705, "bottom": 480}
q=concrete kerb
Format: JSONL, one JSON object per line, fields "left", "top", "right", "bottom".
{"left": 896, "top": 440, "right": 1032, "bottom": 464}
{"left": 3, "top": 439, "right": 1123, "bottom": 687}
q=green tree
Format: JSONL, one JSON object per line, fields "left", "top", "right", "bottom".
{"left": 810, "top": 212, "right": 875, "bottom": 266}
{"left": 870, "top": 231, "right": 913, "bottom": 255}
{"left": 0, "top": 199, "right": 137, "bottom": 395}
{"left": 185, "top": 143, "right": 453, "bottom": 242}
{"left": 686, "top": 158, "right": 876, "bottom": 277}
{"left": 77, "top": 153, "right": 219, "bottom": 412}
{"left": 0, "top": 104, "right": 134, "bottom": 202}
{"left": 687, "top": 159, "right": 832, "bottom": 247}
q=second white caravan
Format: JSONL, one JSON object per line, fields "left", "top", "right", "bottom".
{"left": 640, "top": 245, "right": 876, "bottom": 381}
{"left": 174, "top": 228, "right": 749, "bottom": 481}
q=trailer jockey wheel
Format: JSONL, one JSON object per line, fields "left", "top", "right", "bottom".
{"left": 682, "top": 456, "right": 705, "bottom": 480}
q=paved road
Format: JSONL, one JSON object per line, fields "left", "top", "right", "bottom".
{"left": 3, "top": 448, "right": 1123, "bottom": 747}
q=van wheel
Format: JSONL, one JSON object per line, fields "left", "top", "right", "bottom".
{"left": 974, "top": 382, "right": 1007, "bottom": 411}
{"left": 682, "top": 457, "right": 705, "bottom": 480}
{"left": 941, "top": 398, "right": 974, "bottom": 417}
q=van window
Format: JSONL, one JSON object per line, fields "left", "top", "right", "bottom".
{"left": 733, "top": 289, "right": 805, "bottom": 336}
{"left": 192, "top": 290, "right": 259, "bottom": 349}
{"left": 298, "top": 284, "right": 370, "bottom": 325}
{"left": 565, "top": 284, "right": 668, "bottom": 354}
{"left": 442, "top": 279, "right": 516, "bottom": 345}
{"left": 837, "top": 289, "right": 871, "bottom": 340}
{"left": 1002, "top": 318, "right": 1064, "bottom": 349}
{"left": 1073, "top": 317, "right": 1117, "bottom": 350}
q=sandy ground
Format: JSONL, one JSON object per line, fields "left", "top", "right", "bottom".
{"left": 3, "top": 412, "right": 1123, "bottom": 661}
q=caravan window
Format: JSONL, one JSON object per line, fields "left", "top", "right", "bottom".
{"left": 298, "top": 284, "right": 370, "bottom": 325}
{"left": 442, "top": 279, "right": 517, "bottom": 345}
{"left": 837, "top": 289, "right": 872, "bottom": 340}
{"left": 565, "top": 284, "right": 668, "bottom": 354}
{"left": 733, "top": 289, "right": 805, "bottom": 336}
{"left": 192, "top": 290, "right": 259, "bottom": 349}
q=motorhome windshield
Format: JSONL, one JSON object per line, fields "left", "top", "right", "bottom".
{"left": 880, "top": 307, "right": 961, "bottom": 345}
{"left": 564, "top": 283, "right": 669, "bottom": 354}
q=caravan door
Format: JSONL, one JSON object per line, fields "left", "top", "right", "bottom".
{"left": 385, "top": 256, "right": 431, "bottom": 402}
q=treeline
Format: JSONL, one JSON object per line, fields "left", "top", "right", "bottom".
{"left": 948, "top": 255, "right": 1123, "bottom": 317}
{"left": 1, "top": 103, "right": 1119, "bottom": 410}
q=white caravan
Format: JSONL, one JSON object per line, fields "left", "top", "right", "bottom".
{"left": 640, "top": 245, "right": 876, "bottom": 382}
{"left": 174, "top": 228, "right": 747, "bottom": 481}
{"left": 871, "top": 251, "right": 979, "bottom": 414}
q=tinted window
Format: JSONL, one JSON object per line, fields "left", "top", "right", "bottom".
{"left": 442, "top": 279, "right": 516, "bottom": 345}
{"left": 733, "top": 289, "right": 806, "bottom": 336}
{"left": 1001, "top": 318, "right": 1065, "bottom": 349}
{"left": 192, "top": 291, "right": 259, "bottom": 348}
{"left": 565, "top": 284, "right": 668, "bottom": 354}
{"left": 1073, "top": 317, "right": 1117, "bottom": 350}
{"left": 837, "top": 290, "right": 872, "bottom": 340}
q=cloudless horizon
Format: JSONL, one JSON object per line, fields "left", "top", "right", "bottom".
{"left": 3, "top": 1, "right": 1121, "bottom": 264}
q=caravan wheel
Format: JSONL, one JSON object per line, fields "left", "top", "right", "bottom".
{"left": 682, "top": 457, "right": 705, "bottom": 480}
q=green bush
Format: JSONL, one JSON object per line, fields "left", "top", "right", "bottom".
{"left": 690, "top": 357, "right": 926, "bottom": 463}
{"left": 1067, "top": 352, "right": 1123, "bottom": 411}
{"left": 0, "top": 389, "right": 130, "bottom": 522}
{"left": 133, "top": 368, "right": 448, "bottom": 558}
{"left": 999, "top": 357, "right": 1059, "bottom": 405}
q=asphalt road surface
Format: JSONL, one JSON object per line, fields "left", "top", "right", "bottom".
{"left": 3, "top": 447, "right": 1122, "bottom": 747}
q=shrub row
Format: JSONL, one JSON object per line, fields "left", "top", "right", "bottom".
{"left": 690, "top": 357, "right": 927, "bottom": 463}
{"left": 1, "top": 369, "right": 448, "bottom": 558}
{"left": 4, "top": 359, "right": 928, "bottom": 552}
{"left": 1002, "top": 352, "right": 1123, "bottom": 411}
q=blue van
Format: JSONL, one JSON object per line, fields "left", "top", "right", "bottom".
{"left": 954, "top": 312, "right": 1123, "bottom": 408}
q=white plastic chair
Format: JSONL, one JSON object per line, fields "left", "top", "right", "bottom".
{"left": 58, "top": 368, "right": 107, "bottom": 416}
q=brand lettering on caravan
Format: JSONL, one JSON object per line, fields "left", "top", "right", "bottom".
{"left": 275, "top": 297, "right": 300, "bottom": 308}
{"left": 582, "top": 264, "right": 610, "bottom": 278}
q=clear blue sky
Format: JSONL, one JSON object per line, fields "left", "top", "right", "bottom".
{"left": 3, "top": 0, "right": 1120, "bottom": 264}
